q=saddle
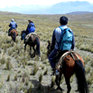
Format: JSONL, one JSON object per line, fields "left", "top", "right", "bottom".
{"left": 56, "top": 50, "right": 84, "bottom": 70}
{"left": 25, "top": 32, "right": 39, "bottom": 42}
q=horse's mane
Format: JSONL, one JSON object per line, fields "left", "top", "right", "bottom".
{"left": 21, "top": 30, "right": 26, "bottom": 35}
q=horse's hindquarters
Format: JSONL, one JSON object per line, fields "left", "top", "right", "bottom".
{"left": 10, "top": 29, "right": 17, "bottom": 42}
{"left": 62, "top": 52, "right": 84, "bottom": 78}
{"left": 63, "top": 55, "right": 75, "bottom": 77}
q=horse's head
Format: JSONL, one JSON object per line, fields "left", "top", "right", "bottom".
{"left": 21, "top": 30, "right": 26, "bottom": 40}
{"left": 47, "top": 40, "right": 54, "bottom": 57}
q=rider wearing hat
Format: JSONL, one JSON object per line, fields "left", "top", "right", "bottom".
{"left": 8, "top": 19, "right": 18, "bottom": 36}
{"left": 26, "top": 20, "right": 35, "bottom": 35}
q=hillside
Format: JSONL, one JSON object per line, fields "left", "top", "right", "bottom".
{"left": 66, "top": 11, "right": 93, "bottom": 15}
{"left": 0, "top": 12, "right": 93, "bottom": 93}
{"left": 47, "top": 1, "right": 93, "bottom": 14}
{"left": 0, "top": 11, "right": 21, "bottom": 15}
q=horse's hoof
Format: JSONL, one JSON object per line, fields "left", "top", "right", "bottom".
{"left": 51, "top": 72, "right": 55, "bottom": 76}
{"left": 75, "top": 89, "right": 79, "bottom": 92}
{"left": 39, "top": 57, "right": 41, "bottom": 61}
{"left": 30, "top": 54, "right": 35, "bottom": 58}
{"left": 50, "top": 84, "right": 53, "bottom": 88}
{"left": 56, "top": 87, "right": 64, "bottom": 91}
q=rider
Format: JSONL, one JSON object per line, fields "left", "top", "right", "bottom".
{"left": 26, "top": 20, "right": 35, "bottom": 35}
{"left": 48, "top": 16, "right": 75, "bottom": 75}
{"left": 25, "top": 20, "right": 36, "bottom": 42}
{"left": 24, "top": 20, "right": 40, "bottom": 58}
{"left": 8, "top": 19, "right": 17, "bottom": 36}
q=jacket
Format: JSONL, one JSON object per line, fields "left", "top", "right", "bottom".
{"left": 26, "top": 22, "right": 35, "bottom": 34}
{"left": 9, "top": 21, "right": 17, "bottom": 29}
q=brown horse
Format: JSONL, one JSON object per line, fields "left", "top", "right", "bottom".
{"left": 21, "top": 30, "right": 40, "bottom": 58}
{"left": 47, "top": 41, "right": 88, "bottom": 93}
{"left": 10, "top": 29, "right": 18, "bottom": 42}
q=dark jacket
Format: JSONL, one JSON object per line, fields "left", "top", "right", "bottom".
{"left": 26, "top": 22, "right": 35, "bottom": 34}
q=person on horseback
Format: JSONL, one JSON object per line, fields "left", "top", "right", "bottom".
{"left": 24, "top": 20, "right": 36, "bottom": 41}
{"left": 48, "top": 16, "right": 75, "bottom": 75}
{"left": 22, "top": 20, "right": 40, "bottom": 58}
{"left": 8, "top": 19, "right": 18, "bottom": 36}
{"left": 26, "top": 20, "right": 35, "bottom": 35}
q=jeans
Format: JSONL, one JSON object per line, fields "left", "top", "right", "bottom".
{"left": 48, "top": 49, "right": 68, "bottom": 69}
{"left": 48, "top": 49, "right": 58, "bottom": 69}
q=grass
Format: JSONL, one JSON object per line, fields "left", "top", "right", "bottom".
{"left": 0, "top": 12, "right": 93, "bottom": 93}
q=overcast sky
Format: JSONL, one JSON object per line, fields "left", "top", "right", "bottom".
{"left": 0, "top": 0, "right": 93, "bottom": 8}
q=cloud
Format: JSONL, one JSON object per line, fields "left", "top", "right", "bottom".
{"left": 0, "top": 0, "right": 93, "bottom": 9}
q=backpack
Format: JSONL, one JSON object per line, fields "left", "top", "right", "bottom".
{"left": 59, "top": 27, "right": 73, "bottom": 51}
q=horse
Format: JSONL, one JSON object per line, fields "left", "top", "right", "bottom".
{"left": 47, "top": 40, "right": 88, "bottom": 93}
{"left": 21, "top": 30, "right": 40, "bottom": 58}
{"left": 10, "top": 29, "right": 18, "bottom": 42}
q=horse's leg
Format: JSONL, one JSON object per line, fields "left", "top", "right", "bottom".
{"left": 35, "top": 38, "right": 40, "bottom": 57}
{"left": 14, "top": 32, "right": 16, "bottom": 42}
{"left": 24, "top": 43, "right": 27, "bottom": 51}
{"left": 64, "top": 76, "right": 71, "bottom": 93}
{"left": 33, "top": 46, "right": 36, "bottom": 53}
{"left": 30, "top": 46, "right": 35, "bottom": 58}
{"left": 55, "top": 72, "right": 63, "bottom": 91}
{"left": 30, "top": 46, "right": 31, "bottom": 55}
{"left": 32, "top": 46, "right": 35, "bottom": 57}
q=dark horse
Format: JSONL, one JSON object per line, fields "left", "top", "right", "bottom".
{"left": 21, "top": 30, "right": 40, "bottom": 58}
{"left": 47, "top": 41, "right": 88, "bottom": 93}
{"left": 10, "top": 29, "right": 18, "bottom": 42}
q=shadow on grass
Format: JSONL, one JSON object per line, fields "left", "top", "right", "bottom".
{"left": 31, "top": 80, "right": 63, "bottom": 93}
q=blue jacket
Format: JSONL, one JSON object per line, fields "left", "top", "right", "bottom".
{"left": 26, "top": 22, "right": 35, "bottom": 34}
{"left": 51, "top": 25, "right": 75, "bottom": 50}
{"left": 9, "top": 21, "right": 17, "bottom": 29}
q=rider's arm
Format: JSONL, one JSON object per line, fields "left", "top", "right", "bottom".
{"left": 16, "top": 24, "right": 18, "bottom": 28}
{"left": 26, "top": 24, "right": 29, "bottom": 33}
{"left": 9, "top": 23, "right": 12, "bottom": 27}
{"left": 51, "top": 30, "right": 56, "bottom": 49}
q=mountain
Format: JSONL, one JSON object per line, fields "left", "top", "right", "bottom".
{"left": 66, "top": 11, "right": 93, "bottom": 15}
{"left": 42, "top": 1, "right": 93, "bottom": 14}
{"left": 0, "top": 1, "right": 93, "bottom": 14}
{"left": 0, "top": 11, "right": 21, "bottom": 15}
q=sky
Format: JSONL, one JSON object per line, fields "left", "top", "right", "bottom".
{"left": 0, "top": 0, "right": 93, "bottom": 8}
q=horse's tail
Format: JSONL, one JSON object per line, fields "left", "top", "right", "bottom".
{"left": 75, "top": 60, "right": 89, "bottom": 93}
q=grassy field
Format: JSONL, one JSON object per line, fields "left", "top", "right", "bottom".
{"left": 0, "top": 12, "right": 93, "bottom": 93}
